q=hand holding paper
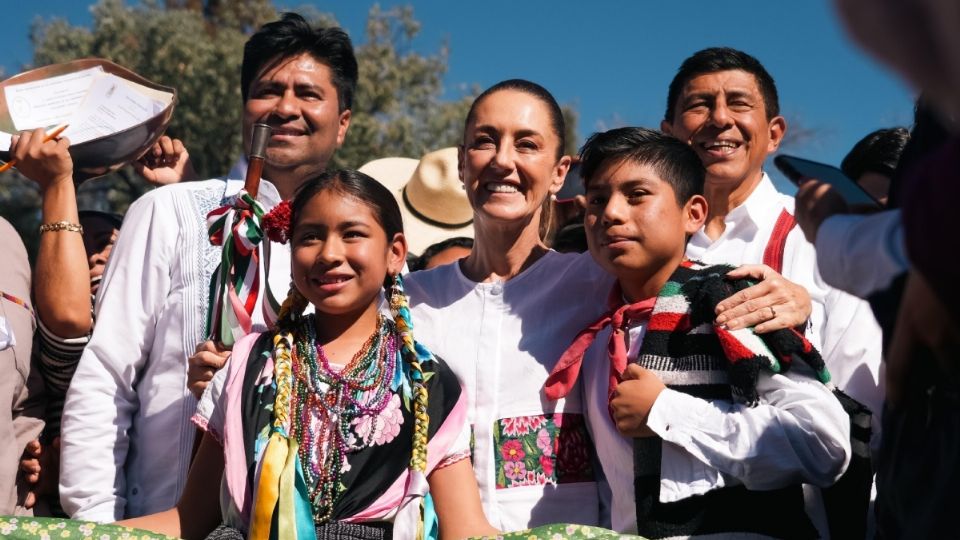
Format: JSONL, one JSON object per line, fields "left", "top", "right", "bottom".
{"left": 0, "top": 124, "right": 70, "bottom": 176}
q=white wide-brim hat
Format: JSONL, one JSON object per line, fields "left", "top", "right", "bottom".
{"left": 359, "top": 147, "right": 474, "bottom": 256}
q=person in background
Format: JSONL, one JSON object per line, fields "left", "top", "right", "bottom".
{"left": 11, "top": 130, "right": 181, "bottom": 514}
{"left": 359, "top": 147, "right": 474, "bottom": 258}
{"left": 411, "top": 237, "right": 473, "bottom": 271}
{"left": 59, "top": 13, "right": 356, "bottom": 521}
{"left": 0, "top": 213, "right": 44, "bottom": 517}
{"left": 549, "top": 160, "right": 588, "bottom": 253}
{"left": 840, "top": 127, "right": 910, "bottom": 206}
{"left": 830, "top": 1, "right": 960, "bottom": 532}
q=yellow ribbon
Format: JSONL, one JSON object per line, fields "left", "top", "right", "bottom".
{"left": 278, "top": 437, "right": 300, "bottom": 539}
{"left": 249, "top": 432, "right": 289, "bottom": 540}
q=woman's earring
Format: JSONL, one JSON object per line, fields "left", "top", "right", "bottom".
{"left": 388, "top": 274, "right": 404, "bottom": 312}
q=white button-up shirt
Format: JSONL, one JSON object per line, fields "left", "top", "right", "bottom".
{"left": 685, "top": 174, "right": 885, "bottom": 426}
{"left": 815, "top": 210, "right": 908, "bottom": 298}
{"left": 582, "top": 320, "right": 851, "bottom": 534}
{"left": 60, "top": 172, "right": 290, "bottom": 521}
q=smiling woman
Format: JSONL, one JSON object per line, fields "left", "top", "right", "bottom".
{"left": 403, "top": 80, "right": 614, "bottom": 531}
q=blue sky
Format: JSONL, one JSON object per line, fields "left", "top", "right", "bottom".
{"left": 3, "top": 1, "right": 915, "bottom": 191}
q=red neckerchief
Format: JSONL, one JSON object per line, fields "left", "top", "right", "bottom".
{"left": 544, "top": 282, "right": 655, "bottom": 402}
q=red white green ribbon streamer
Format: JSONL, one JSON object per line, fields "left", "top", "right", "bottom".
{"left": 205, "top": 189, "right": 281, "bottom": 347}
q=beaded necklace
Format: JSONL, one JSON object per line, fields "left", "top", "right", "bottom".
{"left": 289, "top": 314, "right": 398, "bottom": 523}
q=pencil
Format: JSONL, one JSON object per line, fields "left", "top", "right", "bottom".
{"left": 0, "top": 123, "right": 70, "bottom": 173}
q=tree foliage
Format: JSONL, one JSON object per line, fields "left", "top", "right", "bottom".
{"left": 1, "top": 0, "right": 578, "bottom": 259}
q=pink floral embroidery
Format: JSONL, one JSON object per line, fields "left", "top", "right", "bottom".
{"left": 536, "top": 428, "right": 553, "bottom": 456}
{"left": 501, "top": 415, "right": 548, "bottom": 436}
{"left": 539, "top": 454, "right": 554, "bottom": 477}
{"left": 504, "top": 460, "right": 526, "bottom": 480}
{"left": 351, "top": 393, "right": 403, "bottom": 447}
{"left": 501, "top": 439, "right": 525, "bottom": 462}
{"left": 494, "top": 413, "right": 596, "bottom": 489}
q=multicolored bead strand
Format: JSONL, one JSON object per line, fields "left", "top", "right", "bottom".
{"left": 288, "top": 315, "right": 397, "bottom": 524}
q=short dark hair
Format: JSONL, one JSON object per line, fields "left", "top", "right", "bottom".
{"left": 241, "top": 12, "right": 358, "bottom": 112}
{"left": 78, "top": 210, "right": 123, "bottom": 231}
{"left": 464, "top": 79, "right": 566, "bottom": 159}
{"left": 665, "top": 47, "right": 780, "bottom": 122}
{"left": 291, "top": 169, "right": 404, "bottom": 269}
{"left": 841, "top": 127, "right": 911, "bottom": 180}
{"left": 579, "top": 127, "right": 705, "bottom": 205}
{"left": 412, "top": 237, "right": 474, "bottom": 271}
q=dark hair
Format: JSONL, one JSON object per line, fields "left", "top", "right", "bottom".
{"left": 464, "top": 79, "right": 566, "bottom": 159}
{"left": 78, "top": 210, "right": 123, "bottom": 231}
{"left": 841, "top": 127, "right": 910, "bottom": 181}
{"left": 886, "top": 97, "right": 952, "bottom": 208}
{"left": 290, "top": 169, "right": 404, "bottom": 256}
{"left": 579, "top": 127, "right": 705, "bottom": 205}
{"left": 412, "top": 237, "right": 474, "bottom": 271}
{"left": 241, "top": 12, "right": 358, "bottom": 112}
{"left": 665, "top": 47, "right": 780, "bottom": 122}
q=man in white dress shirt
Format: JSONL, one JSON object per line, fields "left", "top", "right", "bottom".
{"left": 660, "top": 47, "right": 883, "bottom": 536}
{"left": 59, "top": 13, "right": 356, "bottom": 521}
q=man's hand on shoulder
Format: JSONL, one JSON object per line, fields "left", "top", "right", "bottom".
{"left": 610, "top": 364, "right": 665, "bottom": 438}
{"left": 716, "top": 264, "right": 812, "bottom": 334}
{"left": 134, "top": 136, "right": 199, "bottom": 186}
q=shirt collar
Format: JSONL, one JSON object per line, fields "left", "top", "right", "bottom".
{"left": 725, "top": 171, "right": 781, "bottom": 229}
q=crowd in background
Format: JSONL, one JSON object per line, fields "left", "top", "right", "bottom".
{"left": 0, "top": 0, "right": 957, "bottom": 538}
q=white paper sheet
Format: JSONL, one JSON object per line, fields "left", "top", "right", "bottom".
{"left": 62, "top": 74, "right": 167, "bottom": 144}
{"left": 0, "top": 131, "right": 11, "bottom": 152}
{"left": 4, "top": 67, "right": 103, "bottom": 131}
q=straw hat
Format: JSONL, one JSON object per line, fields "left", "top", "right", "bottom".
{"left": 359, "top": 147, "right": 474, "bottom": 256}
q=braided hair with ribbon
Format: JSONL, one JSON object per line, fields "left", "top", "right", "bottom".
{"left": 250, "top": 170, "right": 437, "bottom": 539}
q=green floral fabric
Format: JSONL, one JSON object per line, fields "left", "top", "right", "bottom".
{"left": 472, "top": 523, "right": 644, "bottom": 539}
{"left": 493, "top": 413, "right": 595, "bottom": 489}
{"left": 0, "top": 517, "right": 176, "bottom": 540}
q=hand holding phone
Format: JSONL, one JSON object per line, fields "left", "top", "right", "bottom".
{"left": 774, "top": 154, "right": 881, "bottom": 209}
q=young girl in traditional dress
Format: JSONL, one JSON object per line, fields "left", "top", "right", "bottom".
{"left": 122, "top": 169, "right": 496, "bottom": 539}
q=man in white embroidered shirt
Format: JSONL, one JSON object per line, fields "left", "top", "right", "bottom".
{"left": 660, "top": 47, "right": 883, "bottom": 536}
{"left": 59, "top": 14, "right": 356, "bottom": 521}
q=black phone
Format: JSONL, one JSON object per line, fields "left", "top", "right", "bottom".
{"left": 773, "top": 154, "right": 881, "bottom": 208}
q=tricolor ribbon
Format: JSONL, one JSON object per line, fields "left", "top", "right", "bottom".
{"left": 205, "top": 189, "right": 281, "bottom": 347}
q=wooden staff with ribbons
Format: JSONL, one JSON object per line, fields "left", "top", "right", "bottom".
{"left": 204, "top": 123, "right": 281, "bottom": 347}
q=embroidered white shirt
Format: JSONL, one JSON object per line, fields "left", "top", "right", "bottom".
{"left": 60, "top": 172, "right": 290, "bottom": 522}
{"left": 582, "top": 319, "right": 851, "bottom": 534}
{"left": 404, "top": 251, "right": 614, "bottom": 532}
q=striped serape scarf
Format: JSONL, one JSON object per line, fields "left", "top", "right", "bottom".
{"left": 639, "top": 260, "right": 831, "bottom": 406}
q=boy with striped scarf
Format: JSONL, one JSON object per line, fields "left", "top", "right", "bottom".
{"left": 545, "top": 127, "right": 850, "bottom": 538}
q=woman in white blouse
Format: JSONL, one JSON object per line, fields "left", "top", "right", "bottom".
{"left": 403, "top": 80, "right": 613, "bottom": 531}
